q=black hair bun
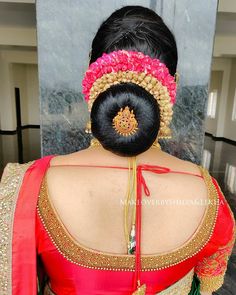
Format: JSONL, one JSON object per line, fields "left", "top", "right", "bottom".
{"left": 91, "top": 83, "right": 160, "bottom": 156}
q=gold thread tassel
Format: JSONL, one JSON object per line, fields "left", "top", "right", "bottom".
{"left": 124, "top": 158, "right": 147, "bottom": 295}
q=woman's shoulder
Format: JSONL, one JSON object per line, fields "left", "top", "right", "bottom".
{"left": 140, "top": 148, "right": 202, "bottom": 175}
{"left": 0, "top": 156, "right": 54, "bottom": 198}
{"left": 162, "top": 152, "right": 201, "bottom": 173}
{"left": 50, "top": 147, "right": 202, "bottom": 174}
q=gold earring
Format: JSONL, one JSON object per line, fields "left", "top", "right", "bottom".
{"left": 174, "top": 72, "right": 180, "bottom": 86}
{"left": 85, "top": 120, "right": 92, "bottom": 134}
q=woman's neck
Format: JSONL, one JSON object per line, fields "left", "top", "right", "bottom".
{"left": 50, "top": 144, "right": 163, "bottom": 168}
{"left": 85, "top": 144, "right": 163, "bottom": 165}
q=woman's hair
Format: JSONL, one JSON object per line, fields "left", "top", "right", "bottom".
{"left": 90, "top": 6, "right": 178, "bottom": 156}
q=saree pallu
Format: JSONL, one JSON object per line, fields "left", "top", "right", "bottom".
{"left": 0, "top": 156, "right": 235, "bottom": 295}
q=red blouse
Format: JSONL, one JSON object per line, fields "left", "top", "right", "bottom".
{"left": 36, "top": 164, "right": 235, "bottom": 295}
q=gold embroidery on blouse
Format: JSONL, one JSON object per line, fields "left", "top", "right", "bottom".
{"left": 0, "top": 162, "right": 33, "bottom": 295}
{"left": 157, "top": 268, "right": 194, "bottom": 294}
{"left": 196, "top": 224, "right": 236, "bottom": 292}
{"left": 37, "top": 166, "right": 219, "bottom": 271}
{"left": 198, "top": 275, "right": 224, "bottom": 293}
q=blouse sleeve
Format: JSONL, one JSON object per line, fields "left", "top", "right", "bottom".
{"left": 194, "top": 177, "right": 236, "bottom": 293}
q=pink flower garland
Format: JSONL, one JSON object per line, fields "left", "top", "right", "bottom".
{"left": 82, "top": 50, "right": 177, "bottom": 104}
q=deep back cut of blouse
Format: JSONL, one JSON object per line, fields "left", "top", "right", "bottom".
{"left": 36, "top": 162, "right": 236, "bottom": 295}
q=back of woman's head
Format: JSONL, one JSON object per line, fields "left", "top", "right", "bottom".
{"left": 89, "top": 6, "right": 178, "bottom": 156}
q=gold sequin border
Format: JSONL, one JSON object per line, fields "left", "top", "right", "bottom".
{"left": 37, "top": 166, "right": 219, "bottom": 271}
{"left": 0, "top": 162, "right": 33, "bottom": 295}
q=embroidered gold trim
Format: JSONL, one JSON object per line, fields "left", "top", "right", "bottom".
{"left": 37, "top": 166, "right": 219, "bottom": 271}
{"left": 195, "top": 220, "right": 236, "bottom": 292}
{"left": 198, "top": 275, "right": 224, "bottom": 292}
{"left": 157, "top": 268, "right": 194, "bottom": 294}
{"left": 0, "top": 162, "right": 33, "bottom": 295}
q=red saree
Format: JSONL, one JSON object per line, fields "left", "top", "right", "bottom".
{"left": 0, "top": 156, "right": 235, "bottom": 295}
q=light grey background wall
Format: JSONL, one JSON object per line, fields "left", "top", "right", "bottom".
{"left": 205, "top": 71, "right": 223, "bottom": 136}
{"left": 206, "top": 57, "right": 236, "bottom": 142}
{"left": 0, "top": 63, "right": 40, "bottom": 167}
{"left": 225, "top": 58, "right": 236, "bottom": 140}
{"left": 36, "top": 0, "right": 218, "bottom": 163}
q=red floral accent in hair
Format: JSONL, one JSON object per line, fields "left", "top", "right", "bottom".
{"left": 82, "top": 50, "right": 177, "bottom": 104}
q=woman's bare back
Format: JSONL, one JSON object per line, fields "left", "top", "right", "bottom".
{"left": 45, "top": 147, "right": 208, "bottom": 255}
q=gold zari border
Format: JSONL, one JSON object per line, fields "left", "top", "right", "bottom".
{"left": 198, "top": 275, "right": 224, "bottom": 292}
{"left": 37, "top": 166, "right": 219, "bottom": 271}
{"left": 0, "top": 162, "right": 33, "bottom": 295}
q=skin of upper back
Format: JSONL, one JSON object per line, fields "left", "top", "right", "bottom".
{"left": 46, "top": 147, "right": 209, "bottom": 256}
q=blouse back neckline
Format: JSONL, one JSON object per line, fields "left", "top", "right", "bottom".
{"left": 37, "top": 164, "right": 219, "bottom": 271}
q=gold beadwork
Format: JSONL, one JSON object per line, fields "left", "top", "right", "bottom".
{"left": 198, "top": 275, "right": 224, "bottom": 293}
{"left": 37, "top": 167, "right": 219, "bottom": 271}
{"left": 0, "top": 162, "right": 33, "bottom": 295}
{"left": 87, "top": 71, "right": 173, "bottom": 139}
{"left": 113, "top": 106, "right": 138, "bottom": 137}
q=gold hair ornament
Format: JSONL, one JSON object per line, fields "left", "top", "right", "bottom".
{"left": 87, "top": 71, "right": 173, "bottom": 138}
{"left": 113, "top": 106, "right": 138, "bottom": 137}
